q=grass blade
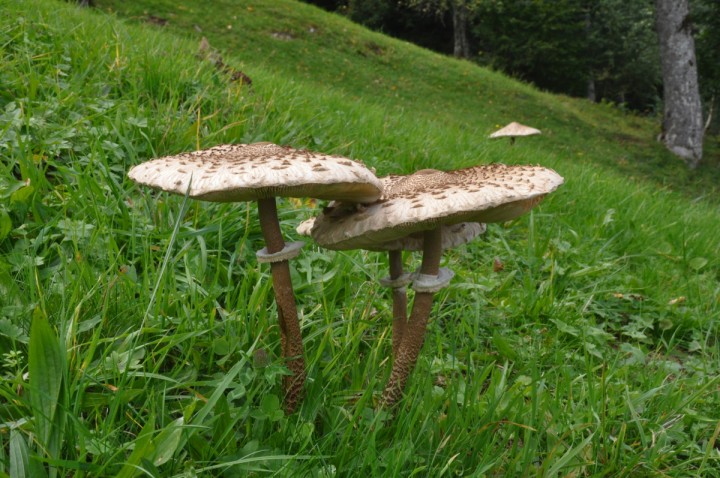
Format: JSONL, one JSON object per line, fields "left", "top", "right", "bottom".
{"left": 546, "top": 431, "right": 595, "bottom": 476}
{"left": 115, "top": 413, "right": 156, "bottom": 478}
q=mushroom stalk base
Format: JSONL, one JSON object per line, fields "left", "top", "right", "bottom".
{"left": 257, "top": 197, "right": 306, "bottom": 413}
{"left": 381, "top": 228, "right": 442, "bottom": 408}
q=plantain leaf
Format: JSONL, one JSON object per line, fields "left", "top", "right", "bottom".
{"left": 0, "top": 208, "right": 11, "bottom": 242}
{"left": 492, "top": 332, "right": 518, "bottom": 361}
{"left": 9, "top": 429, "right": 29, "bottom": 478}
{"left": 151, "top": 417, "right": 184, "bottom": 466}
{"left": 688, "top": 257, "right": 708, "bottom": 271}
{"left": 28, "top": 308, "right": 64, "bottom": 450}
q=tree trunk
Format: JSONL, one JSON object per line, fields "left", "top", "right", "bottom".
{"left": 587, "top": 78, "right": 597, "bottom": 102}
{"left": 655, "top": 0, "right": 704, "bottom": 169}
{"left": 452, "top": 1, "right": 470, "bottom": 59}
{"left": 584, "top": 8, "right": 596, "bottom": 102}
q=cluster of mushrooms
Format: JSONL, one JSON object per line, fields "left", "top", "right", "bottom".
{"left": 128, "top": 134, "right": 563, "bottom": 414}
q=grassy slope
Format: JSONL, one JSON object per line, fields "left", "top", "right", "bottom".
{"left": 96, "top": 0, "right": 720, "bottom": 193}
{"left": 0, "top": 0, "right": 718, "bottom": 476}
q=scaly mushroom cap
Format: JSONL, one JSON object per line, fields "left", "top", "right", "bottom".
{"left": 489, "top": 122, "right": 541, "bottom": 139}
{"left": 309, "top": 165, "right": 563, "bottom": 250}
{"left": 127, "top": 142, "right": 382, "bottom": 203}
{"left": 298, "top": 216, "right": 486, "bottom": 252}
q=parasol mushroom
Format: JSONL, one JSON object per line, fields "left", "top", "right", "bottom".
{"left": 489, "top": 122, "right": 541, "bottom": 145}
{"left": 299, "top": 171, "right": 486, "bottom": 356}
{"left": 306, "top": 165, "right": 563, "bottom": 407}
{"left": 298, "top": 213, "right": 484, "bottom": 355}
{"left": 128, "top": 142, "right": 382, "bottom": 412}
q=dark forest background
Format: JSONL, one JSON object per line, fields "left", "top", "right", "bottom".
{"left": 303, "top": 0, "right": 719, "bottom": 126}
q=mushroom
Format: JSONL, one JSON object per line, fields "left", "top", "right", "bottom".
{"left": 307, "top": 165, "right": 563, "bottom": 407}
{"left": 489, "top": 122, "right": 541, "bottom": 145}
{"left": 128, "top": 142, "right": 382, "bottom": 412}
{"left": 299, "top": 172, "right": 486, "bottom": 356}
{"left": 298, "top": 213, "right": 485, "bottom": 354}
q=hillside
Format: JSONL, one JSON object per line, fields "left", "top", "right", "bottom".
{"left": 94, "top": 0, "right": 720, "bottom": 195}
{"left": 1, "top": 0, "right": 719, "bottom": 476}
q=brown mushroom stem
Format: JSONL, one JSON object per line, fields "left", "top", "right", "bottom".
{"left": 257, "top": 197, "right": 306, "bottom": 413}
{"left": 381, "top": 227, "right": 442, "bottom": 408}
{"left": 389, "top": 250, "right": 408, "bottom": 355}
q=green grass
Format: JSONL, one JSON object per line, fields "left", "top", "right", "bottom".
{"left": 1, "top": 0, "right": 719, "bottom": 476}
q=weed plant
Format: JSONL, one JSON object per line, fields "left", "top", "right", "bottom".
{"left": 0, "top": 0, "right": 719, "bottom": 476}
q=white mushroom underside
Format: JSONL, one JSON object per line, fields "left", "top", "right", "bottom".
{"left": 310, "top": 164, "right": 563, "bottom": 250}
{"left": 127, "top": 143, "right": 382, "bottom": 203}
{"left": 298, "top": 217, "right": 486, "bottom": 252}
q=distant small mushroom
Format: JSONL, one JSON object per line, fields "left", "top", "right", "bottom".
{"left": 306, "top": 165, "right": 563, "bottom": 407}
{"left": 489, "top": 122, "right": 541, "bottom": 145}
{"left": 128, "top": 142, "right": 382, "bottom": 412}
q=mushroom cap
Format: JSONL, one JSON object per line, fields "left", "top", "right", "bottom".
{"left": 308, "top": 165, "right": 563, "bottom": 250}
{"left": 489, "top": 122, "right": 541, "bottom": 139}
{"left": 127, "top": 142, "right": 382, "bottom": 203}
{"left": 298, "top": 216, "right": 486, "bottom": 252}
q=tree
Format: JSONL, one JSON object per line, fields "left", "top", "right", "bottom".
{"left": 403, "top": 0, "right": 477, "bottom": 58}
{"left": 471, "top": 0, "right": 660, "bottom": 109}
{"left": 451, "top": 1, "right": 471, "bottom": 58}
{"left": 585, "top": 0, "right": 660, "bottom": 110}
{"left": 693, "top": 0, "right": 720, "bottom": 133}
{"left": 655, "top": 0, "right": 704, "bottom": 168}
{"left": 473, "top": 0, "right": 589, "bottom": 97}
